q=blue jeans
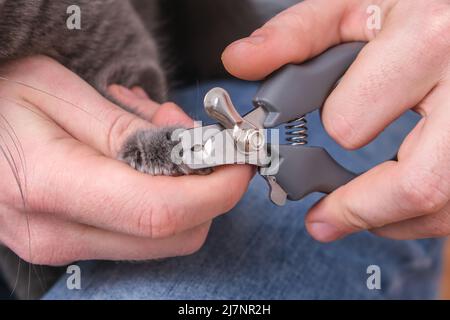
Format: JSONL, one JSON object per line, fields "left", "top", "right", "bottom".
{"left": 44, "top": 80, "right": 444, "bottom": 299}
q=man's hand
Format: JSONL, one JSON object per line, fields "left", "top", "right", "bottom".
{"left": 0, "top": 56, "right": 252, "bottom": 265}
{"left": 222, "top": 0, "right": 450, "bottom": 241}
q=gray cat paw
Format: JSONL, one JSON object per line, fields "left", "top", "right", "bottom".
{"left": 118, "top": 127, "right": 212, "bottom": 176}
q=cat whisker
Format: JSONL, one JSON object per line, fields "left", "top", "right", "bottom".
{"left": 0, "top": 76, "right": 107, "bottom": 129}
{"left": 0, "top": 96, "right": 52, "bottom": 124}
{"left": 0, "top": 123, "right": 26, "bottom": 206}
{"left": 0, "top": 115, "right": 39, "bottom": 300}
{"left": 9, "top": 255, "right": 21, "bottom": 298}
{"left": 0, "top": 112, "right": 27, "bottom": 201}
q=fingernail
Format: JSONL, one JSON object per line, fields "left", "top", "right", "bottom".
{"left": 307, "top": 222, "right": 345, "bottom": 243}
{"left": 246, "top": 34, "right": 266, "bottom": 44}
{"left": 132, "top": 86, "right": 149, "bottom": 99}
{"left": 116, "top": 85, "right": 138, "bottom": 98}
{"left": 230, "top": 34, "right": 266, "bottom": 47}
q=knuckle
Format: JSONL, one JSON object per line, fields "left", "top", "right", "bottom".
{"left": 340, "top": 205, "right": 373, "bottom": 231}
{"left": 323, "top": 111, "right": 360, "bottom": 150}
{"left": 272, "top": 6, "right": 311, "bottom": 35}
{"left": 416, "top": 2, "right": 450, "bottom": 52}
{"left": 130, "top": 205, "right": 153, "bottom": 238}
{"left": 151, "top": 202, "right": 178, "bottom": 239}
{"left": 133, "top": 201, "right": 178, "bottom": 239}
{"left": 266, "top": 9, "right": 310, "bottom": 56}
{"left": 106, "top": 111, "right": 140, "bottom": 156}
{"left": 398, "top": 170, "right": 448, "bottom": 214}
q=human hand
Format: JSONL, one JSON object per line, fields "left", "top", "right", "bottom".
{"left": 222, "top": 0, "right": 450, "bottom": 241}
{"left": 0, "top": 56, "right": 252, "bottom": 265}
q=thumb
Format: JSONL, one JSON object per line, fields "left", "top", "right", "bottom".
{"left": 221, "top": 0, "right": 373, "bottom": 80}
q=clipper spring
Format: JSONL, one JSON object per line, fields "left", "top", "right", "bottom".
{"left": 285, "top": 116, "right": 308, "bottom": 145}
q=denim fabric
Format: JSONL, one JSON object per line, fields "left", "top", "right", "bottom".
{"left": 44, "top": 80, "right": 444, "bottom": 299}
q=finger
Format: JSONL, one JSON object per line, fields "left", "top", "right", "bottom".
{"left": 322, "top": 2, "right": 448, "bottom": 149}
{"left": 3, "top": 56, "right": 153, "bottom": 157}
{"left": 109, "top": 84, "right": 193, "bottom": 128}
{"left": 151, "top": 102, "right": 194, "bottom": 128}
{"left": 222, "top": 0, "right": 377, "bottom": 80}
{"left": 305, "top": 85, "right": 450, "bottom": 242}
{"left": 108, "top": 84, "right": 159, "bottom": 121}
{"left": 1, "top": 209, "right": 211, "bottom": 265}
{"left": 131, "top": 86, "right": 150, "bottom": 99}
{"left": 305, "top": 161, "right": 411, "bottom": 242}
{"left": 27, "top": 146, "right": 253, "bottom": 239}
{"left": 371, "top": 202, "right": 450, "bottom": 240}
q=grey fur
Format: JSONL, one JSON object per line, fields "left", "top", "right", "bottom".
{"left": 119, "top": 127, "right": 211, "bottom": 176}
{"left": 0, "top": 0, "right": 167, "bottom": 102}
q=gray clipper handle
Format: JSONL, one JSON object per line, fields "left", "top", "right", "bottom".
{"left": 253, "top": 42, "right": 365, "bottom": 128}
{"left": 268, "top": 145, "right": 356, "bottom": 201}
{"left": 255, "top": 42, "right": 365, "bottom": 201}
